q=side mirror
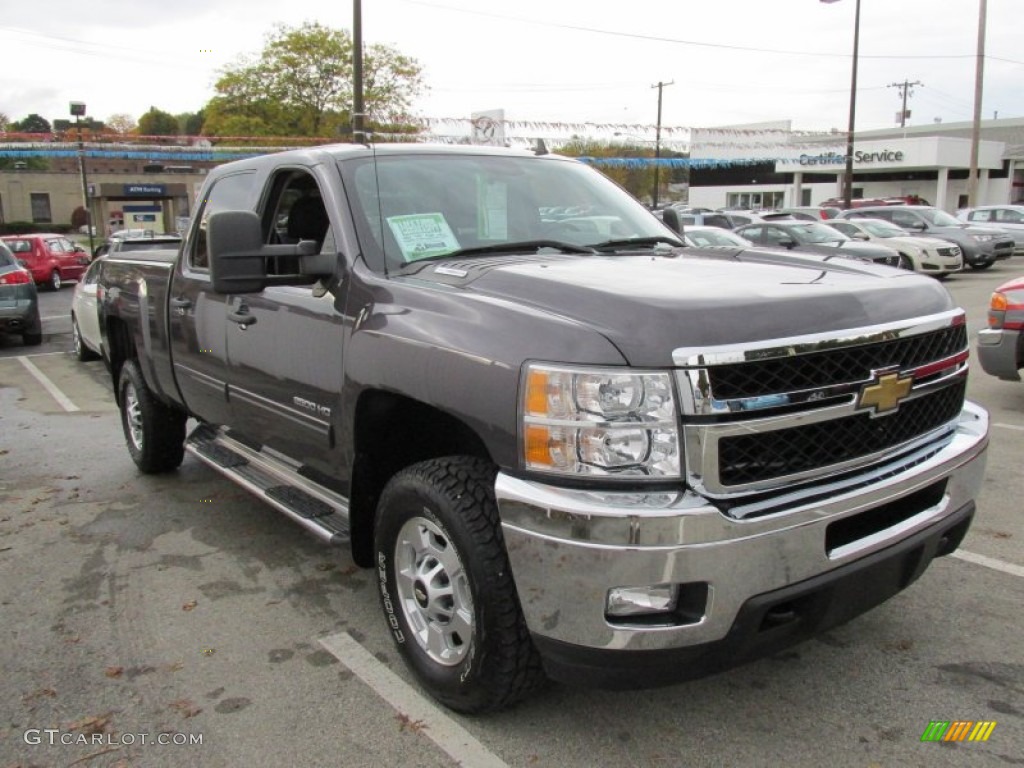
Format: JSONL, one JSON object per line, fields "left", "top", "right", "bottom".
{"left": 779, "top": 239, "right": 797, "bottom": 249}
{"left": 851, "top": 232, "right": 869, "bottom": 240}
{"left": 907, "top": 221, "right": 927, "bottom": 232}
{"left": 208, "top": 210, "right": 330, "bottom": 294}
{"left": 661, "top": 207, "right": 682, "bottom": 234}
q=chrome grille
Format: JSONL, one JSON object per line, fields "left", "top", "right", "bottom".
{"left": 708, "top": 324, "right": 966, "bottom": 400}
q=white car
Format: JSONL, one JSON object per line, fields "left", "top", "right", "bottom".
{"left": 70, "top": 259, "right": 104, "bottom": 361}
{"left": 682, "top": 225, "right": 752, "bottom": 248}
{"left": 957, "top": 205, "right": 1024, "bottom": 254}
{"left": 828, "top": 218, "right": 963, "bottom": 277}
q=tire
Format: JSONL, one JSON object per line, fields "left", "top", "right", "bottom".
{"left": 374, "top": 457, "right": 546, "bottom": 713}
{"left": 897, "top": 253, "right": 914, "bottom": 271}
{"left": 72, "top": 315, "right": 99, "bottom": 361}
{"left": 969, "top": 260, "right": 994, "bottom": 270}
{"left": 49, "top": 270, "right": 62, "bottom": 291}
{"left": 118, "top": 359, "right": 186, "bottom": 473}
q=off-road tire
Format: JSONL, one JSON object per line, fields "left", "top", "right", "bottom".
{"left": 118, "top": 359, "right": 186, "bottom": 473}
{"left": 374, "top": 456, "right": 546, "bottom": 713}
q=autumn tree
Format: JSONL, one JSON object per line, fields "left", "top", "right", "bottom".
{"left": 106, "top": 113, "right": 137, "bottom": 135}
{"left": 203, "top": 21, "right": 424, "bottom": 138}
{"left": 137, "top": 107, "right": 179, "bottom": 136}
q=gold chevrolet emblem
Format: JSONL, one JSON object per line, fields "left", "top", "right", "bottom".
{"left": 858, "top": 372, "right": 913, "bottom": 414}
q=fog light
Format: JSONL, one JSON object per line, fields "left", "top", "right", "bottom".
{"left": 606, "top": 584, "right": 678, "bottom": 617}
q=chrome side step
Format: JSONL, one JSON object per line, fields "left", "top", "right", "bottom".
{"left": 185, "top": 424, "right": 350, "bottom": 545}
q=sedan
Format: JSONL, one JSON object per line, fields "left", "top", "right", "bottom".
{"left": 70, "top": 258, "right": 104, "bottom": 361}
{"left": 0, "top": 240, "right": 42, "bottom": 346}
{"left": 976, "top": 275, "right": 1024, "bottom": 382}
{"left": 827, "top": 218, "right": 963, "bottom": 277}
{"left": 734, "top": 221, "right": 901, "bottom": 267}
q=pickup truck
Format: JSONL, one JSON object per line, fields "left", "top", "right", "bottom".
{"left": 96, "top": 143, "right": 989, "bottom": 713}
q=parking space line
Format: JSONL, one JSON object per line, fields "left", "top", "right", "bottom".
{"left": 16, "top": 356, "right": 80, "bottom": 412}
{"left": 319, "top": 632, "right": 510, "bottom": 768}
{"left": 953, "top": 549, "right": 1024, "bottom": 579}
{"left": 993, "top": 422, "right": 1024, "bottom": 432}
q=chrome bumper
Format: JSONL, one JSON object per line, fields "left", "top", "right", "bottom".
{"left": 498, "top": 402, "right": 988, "bottom": 652}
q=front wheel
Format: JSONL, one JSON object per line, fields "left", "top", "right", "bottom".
{"left": 118, "top": 359, "right": 186, "bottom": 473}
{"left": 374, "top": 457, "right": 545, "bottom": 713}
{"left": 897, "top": 253, "right": 914, "bottom": 271}
{"left": 969, "top": 260, "right": 994, "bottom": 270}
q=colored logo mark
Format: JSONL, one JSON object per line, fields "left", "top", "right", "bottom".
{"left": 920, "top": 721, "right": 996, "bottom": 742}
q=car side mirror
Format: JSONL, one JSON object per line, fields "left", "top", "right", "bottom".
{"left": 908, "top": 221, "right": 927, "bottom": 231}
{"left": 851, "top": 232, "right": 869, "bottom": 240}
{"left": 661, "top": 207, "right": 682, "bottom": 234}
{"left": 208, "top": 210, "right": 332, "bottom": 294}
{"left": 779, "top": 239, "right": 797, "bottom": 249}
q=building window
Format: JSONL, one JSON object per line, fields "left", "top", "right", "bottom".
{"left": 30, "top": 193, "right": 52, "bottom": 223}
{"left": 726, "top": 191, "right": 785, "bottom": 210}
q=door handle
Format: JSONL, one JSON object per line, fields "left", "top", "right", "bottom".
{"left": 228, "top": 310, "right": 256, "bottom": 328}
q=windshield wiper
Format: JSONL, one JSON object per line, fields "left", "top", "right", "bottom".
{"left": 588, "top": 236, "right": 684, "bottom": 252}
{"left": 410, "top": 240, "right": 597, "bottom": 264}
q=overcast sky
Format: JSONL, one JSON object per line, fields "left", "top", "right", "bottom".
{"left": 1, "top": 0, "right": 1020, "bottom": 146}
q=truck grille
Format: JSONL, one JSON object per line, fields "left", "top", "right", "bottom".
{"left": 718, "top": 380, "right": 965, "bottom": 486}
{"left": 708, "top": 324, "right": 966, "bottom": 400}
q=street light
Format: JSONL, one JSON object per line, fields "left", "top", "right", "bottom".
{"left": 821, "top": 0, "right": 861, "bottom": 210}
{"left": 69, "top": 101, "right": 95, "bottom": 255}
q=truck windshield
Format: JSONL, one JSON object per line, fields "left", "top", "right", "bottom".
{"left": 339, "top": 152, "right": 672, "bottom": 271}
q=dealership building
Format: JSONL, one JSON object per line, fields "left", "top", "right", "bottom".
{"left": 688, "top": 117, "right": 1024, "bottom": 212}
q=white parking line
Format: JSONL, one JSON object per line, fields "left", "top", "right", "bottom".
{"left": 993, "top": 422, "right": 1024, "bottom": 432}
{"left": 319, "top": 632, "right": 510, "bottom": 768}
{"left": 953, "top": 549, "right": 1024, "bottom": 579}
{"left": 16, "top": 356, "right": 80, "bottom": 412}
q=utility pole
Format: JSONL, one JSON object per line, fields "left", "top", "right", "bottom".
{"left": 651, "top": 80, "right": 673, "bottom": 208}
{"left": 888, "top": 80, "right": 923, "bottom": 127}
{"left": 968, "top": 0, "right": 987, "bottom": 208}
{"left": 352, "top": 0, "right": 366, "bottom": 143}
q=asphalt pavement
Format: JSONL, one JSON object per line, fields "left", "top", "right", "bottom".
{"left": 1, "top": 267, "right": 1022, "bottom": 768}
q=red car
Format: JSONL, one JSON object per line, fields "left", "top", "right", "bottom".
{"left": 1, "top": 234, "right": 90, "bottom": 291}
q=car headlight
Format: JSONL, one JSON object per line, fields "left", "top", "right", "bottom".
{"left": 973, "top": 234, "right": 994, "bottom": 242}
{"left": 521, "top": 363, "right": 681, "bottom": 478}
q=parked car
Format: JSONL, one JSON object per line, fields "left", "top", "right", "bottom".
{"left": 734, "top": 220, "right": 901, "bottom": 267}
{"left": 837, "top": 205, "right": 1014, "bottom": 269}
{"left": 773, "top": 206, "right": 842, "bottom": 221}
{"left": 0, "top": 233, "right": 89, "bottom": 290}
{"left": 819, "top": 195, "right": 929, "bottom": 209}
{"left": 827, "top": 218, "right": 963, "bottom": 277}
{"left": 70, "top": 258, "right": 105, "bottom": 361}
{"left": 681, "top": 225, "right": 753, "bottom": 248}
{"left": 0, "top": 240, "right": 42, "bottom": 346}
{"left": 976, "top": 275, "right": 1024, "bottom": 382}
{"left": 957, "top": 205, "right": 1024, "bottom": 254}
{"left": 93, "top": 232, "right": 183, "bottom": 259}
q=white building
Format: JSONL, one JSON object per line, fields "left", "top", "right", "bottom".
{"left": 689, "top": 117, "right": 1024, "bottom": 213}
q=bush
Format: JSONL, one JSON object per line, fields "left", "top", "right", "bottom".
{"left": 0, "top": 221, "right": 73, "bottom": 235}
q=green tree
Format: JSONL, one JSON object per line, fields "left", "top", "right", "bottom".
{"left": 14, "top": 113, "right": 52, "bottom": 134}
{"left": 177, "top": 110, "right": 205, "bottom": 136}
{"left": 0, "top": 112, "right": 9, "bottom": 132}
{"left": 203, "top": 22, "right": 424, "bottom": 138}
{"left": 137, "top": 106, "right": 179, "bottom": 136}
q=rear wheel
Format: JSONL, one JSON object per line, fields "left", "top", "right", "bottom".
{"left": 374, "top": 457, "right": 545, "bottom": 713}
{"left": 48, "top": 270, "right": 62, "bottom": 291}
{"left": 118, "top": 359, "right": 186, "bottom": 473}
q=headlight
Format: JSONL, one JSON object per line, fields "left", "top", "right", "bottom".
{"left": 522, "top": 364, "right": 681, "bottom": 478}
{"left": 973, "top": 234, "right": 995, "bottom": 242}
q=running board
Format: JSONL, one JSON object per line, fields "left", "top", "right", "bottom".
{"left": 185, "top": 424, "right": 350, "bottom": 545}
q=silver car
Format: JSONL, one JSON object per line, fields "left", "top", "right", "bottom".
{"left": 957, "top": 205, "right": 1024, "bottom": 254}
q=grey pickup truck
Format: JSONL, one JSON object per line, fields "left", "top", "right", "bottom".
{"left": 95, "top": 143, "right": 989, "bottom": 713}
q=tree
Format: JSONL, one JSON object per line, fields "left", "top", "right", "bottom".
{"left": 203, "top": 22, "right": 424, "bottom": 138}
{"left": 0, "top": 112, "right": 9, "bottom": 132}
{"left": 107, "top": 113, "right": 137, "bottom": 135}
{"left": 177, "top": 110, "right": 205, "bottom": 136}
{"left": 14, "top": 113, "right": 51, "bottom": 134}
{"left": 137, "top": 107, "right": 179, "bottom": 136}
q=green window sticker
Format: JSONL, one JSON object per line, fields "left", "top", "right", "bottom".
{"left": 386, "top": 213, "right": 460, "bottom": 261}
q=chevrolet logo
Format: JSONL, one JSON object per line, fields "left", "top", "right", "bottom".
{"left": 857, "top": 372, "right": 914, "bottom": 415}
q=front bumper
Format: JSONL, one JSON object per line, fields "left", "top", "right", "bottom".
{"left": 498, "top": 402, "right": 988, "bottom": 687}
{"left": 977, "top": 328, "right": 1022, "bottom": 381}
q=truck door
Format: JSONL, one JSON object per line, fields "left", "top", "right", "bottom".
{"left": 168, "top": 171, "right": 255, "bottom": 426}
{"left": 222, "top": 167, "right": 345, "bottom": 469}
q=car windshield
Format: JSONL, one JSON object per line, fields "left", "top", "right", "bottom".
{"left": 919, "top": 209, "right": 960, "bottom": 226}
{"left": 340, "top": 152, "right": 672, "bottom": 270}
{"left": 686, "top": 229, "right": 750, "bottom": 247}
{"left": 861, "top": 221, "right": 907, "bottom": 238}
{"left": 791, "top": 223, "right": 849, "bottom": 244}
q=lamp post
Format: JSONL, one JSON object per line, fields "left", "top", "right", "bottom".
{"left": 651, "top": 81, "right": 673, "bottom": 208}
{"left": 69, "top": 101, "right": 95, "bottom": 256}
{"left": 821, "top": 0, "right": 861, "bottom": 210}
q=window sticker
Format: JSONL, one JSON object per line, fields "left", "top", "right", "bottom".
{"left": 478, "top": 181, "right": 508, "bottom": 240}
{"left": 386, "top": 213, "right": 460, "bottom": 261}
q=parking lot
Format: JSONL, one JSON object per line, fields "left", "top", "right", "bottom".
{"left": 1, "top": 266, "right": 1022, "bottom": 768}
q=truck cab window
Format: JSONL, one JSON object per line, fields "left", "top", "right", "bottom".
{"left": 189, "top": 171, "right": 256, "bottom": 271}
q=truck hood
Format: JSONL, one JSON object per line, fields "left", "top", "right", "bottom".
{"left": 413, "top": 248, "right": 955, "bottom": 367}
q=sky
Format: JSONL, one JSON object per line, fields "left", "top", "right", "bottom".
{"left": 1, "top": 0, "right": 1021, "bottom": 148}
